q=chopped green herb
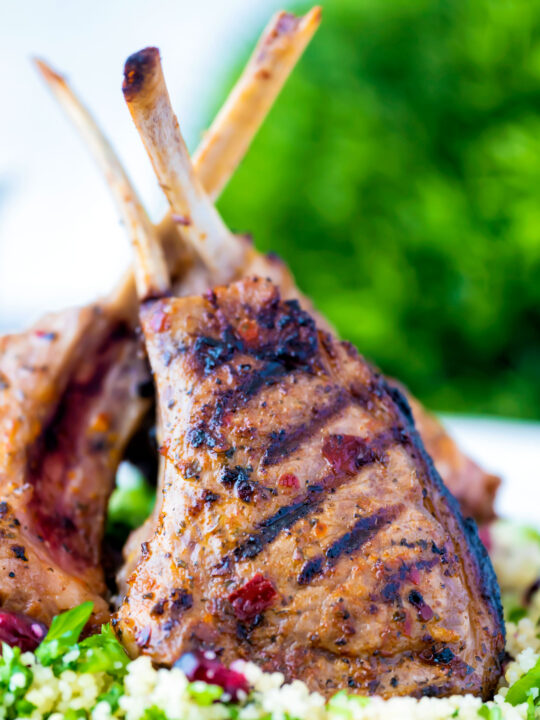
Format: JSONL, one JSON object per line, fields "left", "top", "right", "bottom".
{"left": 508, "top": 607, "right": 528, "bottom": 623}
{"left": 140, "top": 707, "right": 168, "bottom": 720}
{"left": 97, "top": 682, "right": 124, "bottom": 712}
{"left": 78, "top": 624, "right": 129, "bottom": 677}
{"left": 0, "top": 643, "right": 33, "bottom": 719}
{"left": 187, "top": 680, "right": 224, "bottom": 705}
{"left": 35, "top": 601, "right": 93, "bottom": 668}
{"left": 478, "top": 705, "right": 503, "bottom": 719}
{"left": 327, "top": 690, "right": 370, "bottom": 718}
{"left": 62, "top": 710, "right": 88, "bottom": 720}
{"left": 506, "top": 658, "right": 540, "bottom": 705}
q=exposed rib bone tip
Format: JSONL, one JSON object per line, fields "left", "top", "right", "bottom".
{"left": 274, "top": 11, "right": 302, "bottom": 35}
{"left": 123, "top": 47, "right": 160, "bottom": 99}
{"left": 33, "top": 57, "right": 65, "bottom": 85}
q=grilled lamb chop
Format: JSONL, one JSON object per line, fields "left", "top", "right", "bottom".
{"left": 0, "top": 302, "right": 149, "bottom": 627}
{"left": 114, "top": 277, "right": 504, "bottom": 699}
{"left": 115, "top": 56, "right": 504, "bottom": 698}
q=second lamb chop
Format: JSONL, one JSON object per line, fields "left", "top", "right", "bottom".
{"left": 0, "top": 298, "right": 148, "bottom": 630}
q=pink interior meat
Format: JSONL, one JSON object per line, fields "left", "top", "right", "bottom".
{"left": 27, "top": 327, "right": 133, "bottom": 574}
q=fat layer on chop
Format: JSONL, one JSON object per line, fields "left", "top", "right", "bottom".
{"left": 115, "top": 277, "right": 504, "bottom": 699}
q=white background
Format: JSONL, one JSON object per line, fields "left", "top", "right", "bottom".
{"left": 0, "top": 0, "right": 281, "bottom": 331}
{"left": 1, "top": 1, "right": 538, "bottom": 524}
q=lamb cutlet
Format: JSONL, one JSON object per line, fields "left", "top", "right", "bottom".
{"left": 0, "top": 302, "right": 148, "bottom": 629}
{"left": 115, "top": 55, "right": 504, "bottom": 700}
{"left": 115, "top": 276, "right": 504, "bottom": 699}
{"left": 0, "top": 3, "right": 501, "bottom": 665}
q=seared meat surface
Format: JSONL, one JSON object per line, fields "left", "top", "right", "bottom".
{"left": 115, "top": 277, "right": 504, "bottom": 699}
{"left": 0, "top": 303, "right": 149, "bottom": 627}
{"left": 403, "top": 391, "right": 500, "bottom": 523}
{"left": 117, "top": 249, "right": 500, "bottom": 603}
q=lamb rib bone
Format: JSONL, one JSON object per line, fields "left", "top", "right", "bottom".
{"left": 123, "top": 47, "right": 245, "bottom": 284}
{"left": 33, "top": 60, "right": 169, "bottom": 302}
{"left": 191, "top": 7, "right": 322, "bottom": 200}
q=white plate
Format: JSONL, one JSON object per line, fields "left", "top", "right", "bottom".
{"left": 440, "top": 415, "right": 540, "bottom": 526}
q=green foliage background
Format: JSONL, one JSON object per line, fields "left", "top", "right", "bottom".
{"left": 211, "top": 0, "right": 540, "bottom": 418}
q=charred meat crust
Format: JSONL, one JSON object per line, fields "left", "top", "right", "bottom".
{"left": 123, "top": 47, "right": 160, "bottom": 101}
{"left": 385, "top": 381, "right": 505, "bottom": 652}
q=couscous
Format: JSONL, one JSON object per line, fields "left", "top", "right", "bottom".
{"left": 1, "top": 520, "right": 540, "bottom": 720}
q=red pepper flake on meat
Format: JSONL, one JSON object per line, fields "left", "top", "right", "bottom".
{"left": 402, "top": 610, "right": 413, "bottom": 637}
{"left": 237, "top": 318, "right": 259, "bottom": 344}
{"left": 228, "top": 574, "right": 277, "bottom": 620}
{"left": 408, "top": 590, "right": 434, "bottom": 621}
{"left": 149, "top": 303, "right": 171, "bottom": 333}
{"left": 136, "top": 625, "right": 152, "bottom": 648}
{"left": 278, "top": 472, "right": 299, "bottom": 489}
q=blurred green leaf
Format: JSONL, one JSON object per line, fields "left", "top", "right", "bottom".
{"left": 209, "top": 0, "right": 540, "bottom": 418}
{"left": 107, "top": 463, "right": 155, "bottom": 535}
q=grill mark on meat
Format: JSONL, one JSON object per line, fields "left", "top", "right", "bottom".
{"left": 193, "top": 330, "right": 244, "bottom": 375}
{"left": 232, "top": 490, "right": 323, "bottom": 561}
{"left": 226, "top": 428, "right": 405, "bottom": 565}
{"left": 261, "top": 390, "right": 350, "bottom": 467}
{"left": 297, "top": 505, "right": 402, "bottom": 585}
{"left": 185, "top": 298, "right": 322, "bottom": 451}
{"left": 190, "top": 297, "right": 319, "bottom": 379}
{"left": 187, "top": 359, "right": 306, "bottom": 451}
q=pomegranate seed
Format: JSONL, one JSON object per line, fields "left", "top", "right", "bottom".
{"left": 174, "top": 650, "right": 249, "bottom": 700}
{"left": 228, "top": 574, "right": 277, "bottom": 621}
{"left": 0, "top": 611, "right": 47, "bottom": 652}
{"left": 322, "top": 434, "right": 375, "bottom": 475}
